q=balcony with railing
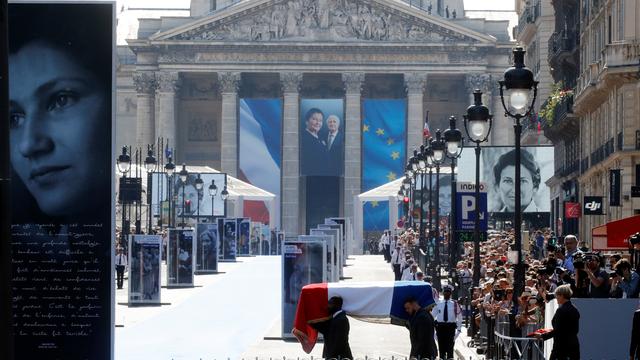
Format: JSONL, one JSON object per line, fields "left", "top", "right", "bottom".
{"left": 554, "top": 160, "right": 580, "bottom": 179}
{"left": 542, "top": 94, "right": 578, "bottom": 142}
{"left": 548, "top": 30, "right": 578, "bottom": 67}
{"left": 514, "top": 2, "right": 539, "bottom": 40}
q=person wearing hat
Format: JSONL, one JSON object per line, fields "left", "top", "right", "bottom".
{"left": 431, "top": 284, "right": 462, "bottom": 360}
{"left": 115, "top": 247, "right": 128, "bottom": 289}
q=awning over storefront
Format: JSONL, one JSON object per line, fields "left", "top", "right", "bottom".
{"left": 591, "top": 215, "right": 640, "bottom": 251}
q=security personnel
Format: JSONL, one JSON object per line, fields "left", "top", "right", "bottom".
{"left": 115, "top": 247, "right": 128, "bottom": 289}
{"left": 431, "top": 284, "right": 462, "bottom": 359}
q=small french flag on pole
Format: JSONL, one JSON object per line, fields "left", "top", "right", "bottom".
{"left": 423, "top": 111, "right": 431, "bottom": 139}
{"left": 292, "top": 281, "right": 437, "bottom": 353}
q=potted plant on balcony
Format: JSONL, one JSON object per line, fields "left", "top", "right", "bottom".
{"left": 539, "top": 82, "right": 573, "bottom": 126}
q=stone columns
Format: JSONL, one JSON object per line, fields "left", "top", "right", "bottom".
{"left": 133, "top": 72, "right": 157, "bottom": 148}
{"left": 404, "top": 72, "right": 427, "bottom": 154}
{"left": 218, "top": 72, "right": 241, "bottom": 177}
{"left": 155, "top": 72, "right": 181, "bottom": 152}
{"left": 280, "top": 72, "right": 303, "bottom": 235}
{"left": 342, "top": 72, "right": 365, "bottom": 241}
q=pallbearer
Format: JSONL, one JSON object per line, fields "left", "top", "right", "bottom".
{"left": 431, "top": 284, "right": 462, "bottom": 359}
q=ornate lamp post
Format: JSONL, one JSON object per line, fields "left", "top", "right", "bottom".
{"left": 208, "top": 180, "right": 218, "bottom": 220}
{"left": 164, "top": 156, "right": 175, "bottom": 227}
{"left": 144, "top": 145, "right": 157, "bottom": 233}
{"left": 463, "top": 90, "right": 493, "bottom": 288}
{"left": 194, "top": 174, "right": 204, "bottom": 224}
{"left": 499, "top": 47, "right": 538, "bottom": 298}
{"left": 178, "top": 164, "right": 189, "bottom": 227}
{"left": 117, "top": 147, "right": 131, "bottom": 246}
{"left": 444, "top": 116, "right": 463, "bottom": 272}
{"left": 429, "top": 130, "right": 445, "bottom": 291}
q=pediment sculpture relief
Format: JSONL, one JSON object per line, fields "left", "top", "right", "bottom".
{"left": 171, "top": 0, "right": 476, "bottom": 43}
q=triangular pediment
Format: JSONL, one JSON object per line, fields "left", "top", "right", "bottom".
{"left": 151, "top": 0, "right": 495, "bottom": 44}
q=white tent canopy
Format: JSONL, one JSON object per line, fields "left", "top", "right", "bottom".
{"left": 115, "top": 165, "right": 277, "bottom": 228}
{"left": 354, "top": 166, "right": 456, "bottom": 245}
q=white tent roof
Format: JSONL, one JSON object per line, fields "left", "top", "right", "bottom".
{"left": 115, "top": 164, "right": 275, "bottom": 201}
{"left": 357, "top": 166, "right": 457, "bottom": 202}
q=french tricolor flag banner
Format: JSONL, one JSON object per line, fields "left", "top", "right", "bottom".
{"left": 292, "top": 281, "right": 437, "bottom": 353}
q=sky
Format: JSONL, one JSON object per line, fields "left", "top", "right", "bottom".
{"left": 464, "top": 0, "right": 515, "bottom": 11}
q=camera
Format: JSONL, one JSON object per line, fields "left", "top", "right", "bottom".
{"left": 630, "top": 233, "right": 640, "bottom": 246}
{"left": 494, "top": 289, "right": 505, "bottom": 301}
{"left": 615, "top": 267, "right": 624, "bottom": 277}
{"left": 573, "top": 254, "right": 585, "bottom": 270}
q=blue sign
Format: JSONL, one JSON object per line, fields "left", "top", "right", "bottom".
{"left": 456, "top": 182, "right": 488, "bottom": 232}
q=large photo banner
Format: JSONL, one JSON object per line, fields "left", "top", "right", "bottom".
{"left": 458, "top": 146, "right": 553, "bottom": 214}
{"left": 195, "top": 223, "right": 218, "bottom": 273}
{"left": 221, "top": 218, "right": 238, "bottom": 261}
{"left": 8, "top": 3, "right": 114, "bottom": 359}
{"left": 299, "top": 99, "right": 345, "bottom": 177}
{"left": 167, "top": 228, "right": 195, "bottom": 287}
{"left": 362, "top": 99, "right": 406, "bottom": 231}
{"left": 282, "top": 240, "right": 326, "bottom": 338}
{"left": 300, "top": 99, "right": 345, "bottom": 232}
{"left": 412, "top": 173, "right": 452, "bottom": 221}
{"left": 128, "top": 235, "right": 162, "bottom": 305}
{"left": 239, "top": 99, "right": 282, "bottom": 225}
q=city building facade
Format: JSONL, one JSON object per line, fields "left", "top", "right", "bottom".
{"left": 573, "top": 0, "right": 640, "bottom": 246}
{"left": 117, "top": 0, "right": 515, "bottom": 238}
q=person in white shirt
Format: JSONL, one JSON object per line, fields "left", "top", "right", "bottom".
{"left": 390, "top": 245, "right": 403, "bottom": 280}
{"left": 402, "top": 263, "right": 419, "bottom": 281}
{"left": 380, "top": 230, "right": 391, "bottom": 262}
{"left": 115, "top": 247, "right": 128, "bottom": 289}
{"left": 431, "top": 285, "right": 462, "bottom": 360}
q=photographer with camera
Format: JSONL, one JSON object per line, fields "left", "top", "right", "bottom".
{"left": 610, "top": 259, "right": 639, "bottom": 298}
{"left": 584, "top": 252, "right": 610, "bottom": 298}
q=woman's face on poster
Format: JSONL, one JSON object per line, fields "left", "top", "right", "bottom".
{"left": 305, "top": 112, "right": 323, "bottom": 134}
{"left": 9, "top": 42, "right": 105, "bottom": 217}
{"left": 496, "top": 165, "right": 536, "bottom": 211}
{"left": 177, "top": 184, "right": 199, "bottom": 215}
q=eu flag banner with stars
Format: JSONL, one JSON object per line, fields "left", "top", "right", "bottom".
{"left": 362, "top": 99, "right": 406, "bottom": 230}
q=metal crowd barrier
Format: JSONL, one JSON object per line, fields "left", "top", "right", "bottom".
{"left": 473, "top": 311, "right": 545, "bottom": 359}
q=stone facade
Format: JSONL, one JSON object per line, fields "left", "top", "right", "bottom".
{"left": 119, "top": 0, "right": 514, "bottom": 239}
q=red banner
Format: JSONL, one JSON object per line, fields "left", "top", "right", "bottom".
{"left": 565, "top": 202, "right": 581, "bottom": 219}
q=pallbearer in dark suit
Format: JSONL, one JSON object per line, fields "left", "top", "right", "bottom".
{"left": 432, "top": 285, "right": 462, "bottom": 359}
{"left": 404, "top": 296, "right": 437, "bottom": 360}
{"left": 536, "top": 284, "right": 580, "bottom": 360}
{"left": 310, "top": 296, "right": 353, "bottom": 360}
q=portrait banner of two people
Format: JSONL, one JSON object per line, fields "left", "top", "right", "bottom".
{"left": 8, "top": 2, "right": 114, "bottom": 359}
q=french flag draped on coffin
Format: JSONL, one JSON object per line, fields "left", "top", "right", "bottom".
{"left": 292, "top": 281, "right": 437, "bottom": 353}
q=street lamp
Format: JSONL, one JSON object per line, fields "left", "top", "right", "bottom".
{"left": 208, "top": 179, "right": 218, "bottom": 220}
{"left": 178, "top": 164, "right": 188, "bottom": 227}
{"left": 117, "top": 146, "right": 131, "bottom": 249}
{"left": 444, "top": 116, "right": 463, "bottom": 272}
{"left": 499, "top": 47, "right": 538, "bottom": 299}
{"left": 144, "top": 145, "right": 157, "bottom": 233}
{"left": 221, "top": 186, "right": 229, "bottom": 201}
{"left": 464, "top": 90, "right": 492, "bottom": 288}
{"left": 164, "top": 156, "right": 175, "bottom": 227}
{"left": 430, "top": 130, "right": 445, "bottom": 291}
{"left": 195, "top": 174, "right": 204, "bottom": 224}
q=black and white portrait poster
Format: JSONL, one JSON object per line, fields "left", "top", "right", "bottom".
{"left": 8, "top": 3, "right": 114, "bottom": 359}
{"left": 196, "top": 223, "right": 218, "bottom": 273}
{"left": 277, "top": 231, "right": 285, "bottom": 256}
{"left": 221, "top": 219, "right": 237, "bottom": 261}
{"left": 128, "top": 235, "right": 161, "bottom": 305}
{"left": 458, "top": 146, "right": 553, "bottom": 213}
{"left": 308, "top": 231, "right": 336, "bottom": 282}
{"left": 281, "top": 240, "right": 326, "bottom": 338}
{"left": 250, "top": 221, "right": 261, "bottom": 255}
{"left": 236, "top": 217, "right": 250, "bottom": 256}
{"left": 167, "top": 228, "right": 195, "bottom": 287}
{"left": 311, "top": 227, "right": 339, "bottom": 282}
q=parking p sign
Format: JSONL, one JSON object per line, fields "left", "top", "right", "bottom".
{"left": 456, "top": 182, "right": 488, "bottom": 232}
